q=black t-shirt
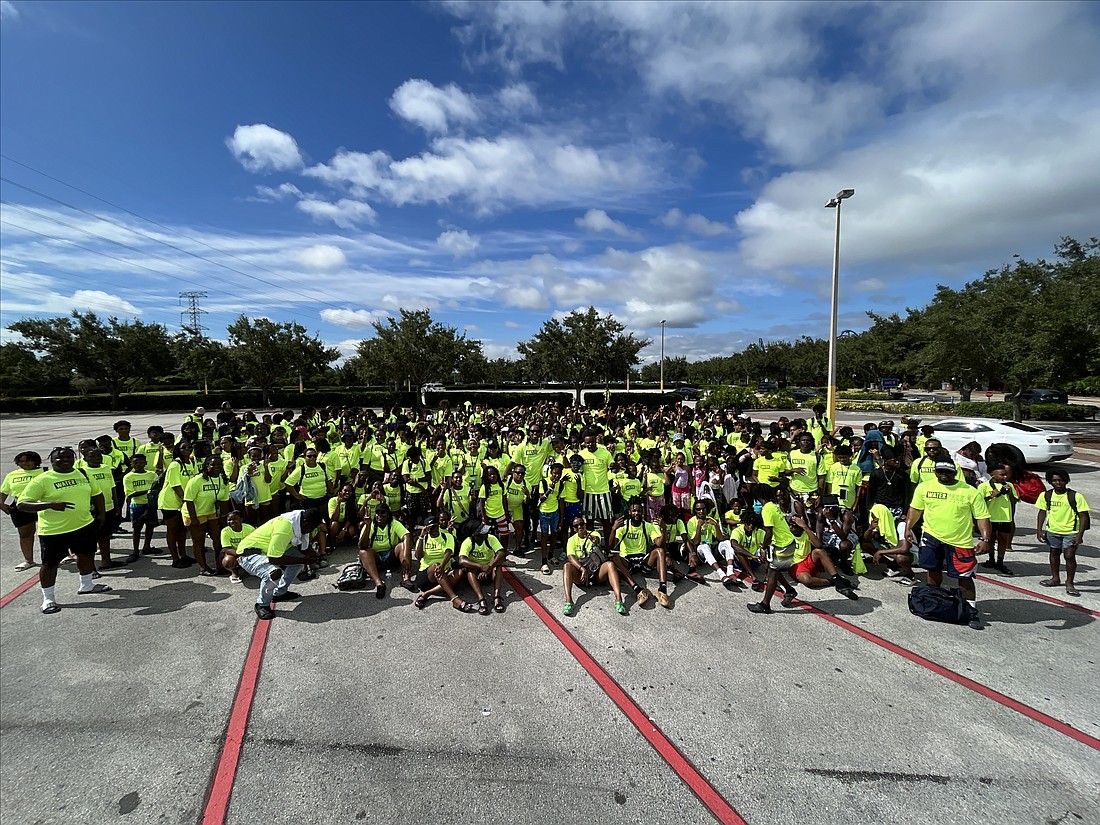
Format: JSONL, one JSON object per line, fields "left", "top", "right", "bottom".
{"left": 867, "top": 467, "right": 907, "bottom": 510}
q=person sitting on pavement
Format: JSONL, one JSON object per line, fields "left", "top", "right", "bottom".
{"left": 561, "top": 519, "right": 636, "bottom": 616}
{"left": 411, "top": 516, "right": 472, "bottom": 613}
{"left": 862, "top": 502, "right": 918, "bottom": 586}
{"left": 235, "top": 508, "right": 323, "bottom": 620}
{"left": 357, "top": 503, "right": 412, "bottom": 598}
{"left": 789, "top": 513, "right": 859, "bottom": 599}
{"left": 611, "top": 499, "right": 670, "bottom": 608}
{"left": 685, "top": 498, "right": 727, "bottom": 583}
{"left": 458, "top": 521, "right": 508, "bottom": 614}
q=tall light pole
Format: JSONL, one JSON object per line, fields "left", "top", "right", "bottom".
{"left": 659, "top": 319, "right": 667, "bottom": 393}
{"left": 825, "top": 189, "right": 854, "bottom": 428}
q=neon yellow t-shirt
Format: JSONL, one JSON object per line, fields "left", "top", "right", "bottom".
{"left": 910, "top": 479, "right": 990, "bottom": 546}
{"left": 221, "top": 523, "right": 256, "bottom": 552}
{"left": 2, "top": 467, "right": 44, "bottom": 502}
{"left": 418, "top": 531, "right": 456, "bottom": 571}
{"left": 787, "top": 450, "right": 823, "bottom": 495}
{"left": 361, "top": 519, "right": 408, "bottom": 553}
{"left": 123, "top": 469, "right": 158, "bottom": 505}
{"left": 614, "top": 521, "right": 661, "bottom": 556}
{"left": 977, "top": 480, "right": 1017, "bottom": 525}
{"left": 760, "top": 501, "right": 796, "bottom": 549}
{"left": 1037, "top": 490, "right": 1090, "bottom": 535}
{"left": 184, "top": 474, "right": 229, "bottom": 517}
{"left": 19, "top": 469, "right": 94, "bottom": 535}
{"left": 460, "top": 534, "right": 504, "bottom": 564}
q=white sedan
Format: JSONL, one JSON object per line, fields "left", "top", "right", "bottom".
{"left": 929, "top": 418, "right": 1074, "bottom": 464}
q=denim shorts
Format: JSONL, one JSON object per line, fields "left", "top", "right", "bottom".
{"left": 538, "top": 510, "right": 560, "bottom": 534}
{"left": 1045, "top": 532, "right": 1076, "bottom": 551}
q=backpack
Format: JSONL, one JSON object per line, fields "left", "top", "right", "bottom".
{"left": 1043, "top": 489, "right": 1081, "bottom": 531}
{"left": 1014, "top": 471, "right": 1045, "bottom": 504}
{"left": 908, "top": 584, "right": 969, "bottom": 624}
{"left": 579, "top": 538, "right": 609, "bottom": 579}
{"left": 333, "top": 562, "right": 368, "bottom": 591}
{"left": 146, "top": 472, "right": 166, "bottom": 517}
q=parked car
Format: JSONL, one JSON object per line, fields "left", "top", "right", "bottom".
{"left": 788, "top": 387, "right": 820, "bottom": 402}
{"left": 421, "top": 382, "right": 444, "bottom": 392}
{"left": 672, "top": 386, "right": 700, "bottom": 400}
{"left": 930, "top": 418, "right": 1073, "bottom": 464}
{"left": 1003, "top": 388, "right": 1068, "bottom": 405}
{"left": 756, "top": 381, "right": 779, "bottom": 393}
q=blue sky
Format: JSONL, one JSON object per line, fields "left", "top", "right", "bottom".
{"left": 2, "top": 0, "right": 1098, "bottom": 367}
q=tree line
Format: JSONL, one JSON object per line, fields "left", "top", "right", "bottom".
{"left": 2, "top": 237, "right": 1096, "bottom": 407}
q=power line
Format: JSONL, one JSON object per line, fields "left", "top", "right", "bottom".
{"left": 0, "top": 175, "right": 354, "bottom": 312}
{"left": 0, "top": 217, "right": 327, "bottom": 331}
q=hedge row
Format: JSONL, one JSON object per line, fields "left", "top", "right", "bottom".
{"left": 0, "top": 390, "right": 417, "bottom": 414}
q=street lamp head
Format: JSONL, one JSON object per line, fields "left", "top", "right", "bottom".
{"left": 825, "top": 189, "right": 855, "bottom": 208}
{"left": 660, "top": 319, "right": 666, "bottom": 325}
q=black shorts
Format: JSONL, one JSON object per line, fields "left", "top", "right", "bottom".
{"left": 96, "top": 510, "right": 122, "bottom": 539}
{"left": 9, "top": 508, "right": 37, "bottom": 529}
{"left": 625, "top": 553, "right": 652, "bottom": 574}
{"left": 40, "top": 521, "right": 97, "bottom": 566}
{"left": 415, "top": 564, "right": 452, "bottom": 591}
{"left": 991, "top": 521, "right": 1014, "bottom": 536}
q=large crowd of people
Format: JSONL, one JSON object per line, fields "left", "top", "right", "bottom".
{"left": 2, "top": 399, "right": 1090, "bottom": 624}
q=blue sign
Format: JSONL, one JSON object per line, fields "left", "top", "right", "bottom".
{"left": 880, "top": 378, "right": 900, "bottom": 389}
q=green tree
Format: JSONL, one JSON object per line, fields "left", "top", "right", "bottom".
{"left": 172, "top": 327, "right": 237, "bottom": 395}
{"left": 354, "top": 309, "right": 482, "bottom": 393}
{"left": 639, "top": 355, "right": 688, "bottom": 385}
{"left": 8, "top": 311, "right": 174, "bottom": 409}
{"left": 517, "top": 306, "right": 649, "bottom": 401}
{"left": 226, "top": 316, "right": 338, "bottom": 405}
{"left": 0, "top": 342, "right": 68, "bottom": 397}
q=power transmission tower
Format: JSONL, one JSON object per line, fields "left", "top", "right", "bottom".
{"left": 179, "top": 291, "right": 208, "bottom": 335}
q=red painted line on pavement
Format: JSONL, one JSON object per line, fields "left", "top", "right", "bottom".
{"left": 200, "top": 617, "right": 272, "bottom": 825}
{"left": 504, "top": 568, "right": 749, "bottom": 825}
{"left": 973, "top": 575, "right": 1100, "bottom": 617}
{"left": 0, "top": 573, "right": 41, "bottom": 610}
{"left": 791, "top": 598, "right": 1100, "bottom": 752}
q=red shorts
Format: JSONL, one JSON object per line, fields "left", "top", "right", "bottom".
{"left": 793, "top": 556, "right": 820, "bottom": 579}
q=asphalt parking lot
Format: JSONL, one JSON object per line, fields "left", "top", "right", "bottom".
{"left": 1, "top": 411, "right": 1098, "bottom": 825}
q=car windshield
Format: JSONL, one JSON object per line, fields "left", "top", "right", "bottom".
{"left": 999, "top": 421, "right": 1043, "bottom": 432}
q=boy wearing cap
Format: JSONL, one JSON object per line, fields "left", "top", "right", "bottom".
{"left": 906, "top": 461, "right": 992, "bottom": 629}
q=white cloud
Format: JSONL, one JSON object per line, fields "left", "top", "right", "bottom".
{"left": 302, "top": 129, "right": 668, "bottom": 215}
{"left": 854, "top": 277, "right": 887, "bottom": 292}
{"left": 575, "top": 209, "right": 642, "bottom": 240}
{"left": 482, "top": 341, "right": 520, "bottom": 360}
{"left": 1, "top": 287, "right": 141, "bottom": 317}
{"left": 497, "top": 83, "right": 539, "bottom": 116}
{"left": 436, "top": 229, "right": 480, "bottom": 258}
{"left": 252, "top": 183, "right": 302, "bottom": 202}
{"left": 294, "top": 244, "right": 347, "bottom": 270}
{"left": 736, "top": 101, "right": 1100, "bottom": 272}
{"left": 390, "top": 79, "right": 481, "bottom": 134}
{"left": 320, "top": 309, "right": 388, "bottom": 330}
{"left": 503, "top": 320, "right": 522, "bottom": 329}
{"left": 658, "top": 208, "right": 730, "bottom": 237}
{"left": 226, "top": 124, "right": 303, "bottom": 173}
{"left": 296, "top": 197, "right": 377, "bottom": 228}
{"left": 1, "top": 1, "right": 20, "bottom": 23}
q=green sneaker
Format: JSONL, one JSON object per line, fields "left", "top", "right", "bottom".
{"left": 562, "top": 602, "right": 574, "bottom": 616}
{"left": 615, "top": 601, "right": 627, "bottom": 615}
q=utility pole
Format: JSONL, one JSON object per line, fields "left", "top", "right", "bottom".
{"left": 179, "top": 291, "right": 208, "bottom": 335}
{"left": 179, "top": 292, "right": 209, "bottom": 395}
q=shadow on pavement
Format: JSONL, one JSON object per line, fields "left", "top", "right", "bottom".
{"left": 985, "top": 597, "right": 1094, "bottom": 630}
{"left": 62, "top": 580, "right": 230, "bottom": 615}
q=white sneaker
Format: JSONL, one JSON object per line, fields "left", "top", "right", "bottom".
{"left": 229, "top": 572, "right": 243, "bottom": 583}
{"left": 884, "top": 568, "right": 901, "bottom": 578}
{"left": 895, "top": 576, "right": 917, "bottom": 587}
